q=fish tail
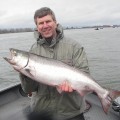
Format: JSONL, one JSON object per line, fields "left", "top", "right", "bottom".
{"left": 109, "top": 90, "right": 120, "bottom": 100}
{"left": 100, "top": 89, "right": 120, "bottom": 114}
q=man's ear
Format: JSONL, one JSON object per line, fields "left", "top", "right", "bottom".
{"left": 36, "top": 25, "right": 40, "bottom": 32}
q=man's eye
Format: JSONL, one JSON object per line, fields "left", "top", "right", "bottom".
{"left": 46, "top": 21, "right": 50, "bottom": 23}
{"left": 38, "top": 22, "right": 43, "bottom": 25}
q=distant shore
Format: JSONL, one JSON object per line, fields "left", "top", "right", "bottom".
{"left": 64, "top": 24, "right": 120, "bottom": 30}
{"left": 0, "top": 25, "right": 120, "bottom": 34}
{"left": 0, "top": 28, "right": 34, "bottom": 34}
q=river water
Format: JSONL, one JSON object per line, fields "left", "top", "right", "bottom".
{"left": 0, "top": 28, "right": 120, "bottom": 91}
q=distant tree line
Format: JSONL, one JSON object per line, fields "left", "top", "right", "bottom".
{"left": 0, "top": 28, "right": 34, "bottom": 34}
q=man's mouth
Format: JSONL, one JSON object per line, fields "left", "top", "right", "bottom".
{"left": 43, "top": 28, "right": 51, "bottom": 33}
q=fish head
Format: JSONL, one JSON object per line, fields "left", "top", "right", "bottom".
{"left": 4, "top": 48, "right": 29, "bottom": 71}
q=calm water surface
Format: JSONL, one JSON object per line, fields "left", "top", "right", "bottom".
{"left": 0, "top": 28, "right": 120, "bottom": 91}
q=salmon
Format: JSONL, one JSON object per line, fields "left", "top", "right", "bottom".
{"left": 4, "top": 48, "right": 120, "bottom": 113}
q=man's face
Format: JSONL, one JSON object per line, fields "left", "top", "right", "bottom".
{"left": 36, "top": 15, "right": 57, "bottom": 39}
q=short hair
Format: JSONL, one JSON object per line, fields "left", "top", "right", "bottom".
{"left": 34, "top": 7, "right": 56, "bottom": 25}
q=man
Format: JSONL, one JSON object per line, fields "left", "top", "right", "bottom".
{"left": 20, "top": 7, "right": 90, "bottom": 120}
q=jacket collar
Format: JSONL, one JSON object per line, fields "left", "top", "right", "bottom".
{"left": 34, "top": 24, "right": 64, "bottom": 47}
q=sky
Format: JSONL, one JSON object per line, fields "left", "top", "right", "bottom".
{"left": 0, "top": 0, "right": 120, "bottom": 29}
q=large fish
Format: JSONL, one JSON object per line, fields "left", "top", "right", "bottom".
{"left": 4, "top": 48, "right": 120, "bottom": 113}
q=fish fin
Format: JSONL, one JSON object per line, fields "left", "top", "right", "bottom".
{"left": 25, "top": 67, "right": 36, "bottom": 77}
{"left": 56, "top": 86, "right": 62, "bottom": 94}
{"left": 109, "top": 90, "right": 120, "bottom": 100}
{"left": 100, "top": 96, "right": 111, "bottom": 114}
{"left": 78, "top": 90, "right": 88, "bottom": 97}
{"left": 25, "top": 69, "right": 33, "bottom": 77}
{"left": 100, "top": 90, "right": 120, "bottom": 114}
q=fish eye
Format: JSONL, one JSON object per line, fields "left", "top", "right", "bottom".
{"left": 13, "top": 51, "right": 17, "bottom": 56}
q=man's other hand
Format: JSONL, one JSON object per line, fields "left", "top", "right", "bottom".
{"left": 59, "top": 81, "right": 73, "bottom": 92}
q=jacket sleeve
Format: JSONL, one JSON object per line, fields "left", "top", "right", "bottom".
{"left": 19, "top": 73, "right": 38, "bottom": 93}
{"left": 72, "top": 44, "right": 90, "bottom": 74}
{"left": 19, "top": 43, "right": 39, "bottom": 93}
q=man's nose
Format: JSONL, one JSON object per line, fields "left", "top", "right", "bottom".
{"left": 43, "top": 22, "right": 48, "bottom": 28}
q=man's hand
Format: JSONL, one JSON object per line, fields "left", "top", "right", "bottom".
{"left": 59, "top": 81, "right": 73, "bottom": 92}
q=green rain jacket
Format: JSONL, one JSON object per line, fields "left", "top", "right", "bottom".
{"left": 20, "top": 24, "right": 90, "bottom": 120}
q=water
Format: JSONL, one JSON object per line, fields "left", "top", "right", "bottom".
{"left": 0, "top": 28, "right": 120, "bottom": 92}
{"left": 0, "top": 32, "right": 35, "bottom": 91}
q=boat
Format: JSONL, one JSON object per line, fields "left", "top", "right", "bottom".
{"left": 94, "top": 27, "right": 99, "bottom": 30}
{"left": 0, "top": 84, "right": 120, "bottom": 120}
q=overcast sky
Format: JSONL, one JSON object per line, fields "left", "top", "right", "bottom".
{"left": 0, "top": 0, "right": 120, "bottom": 28}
